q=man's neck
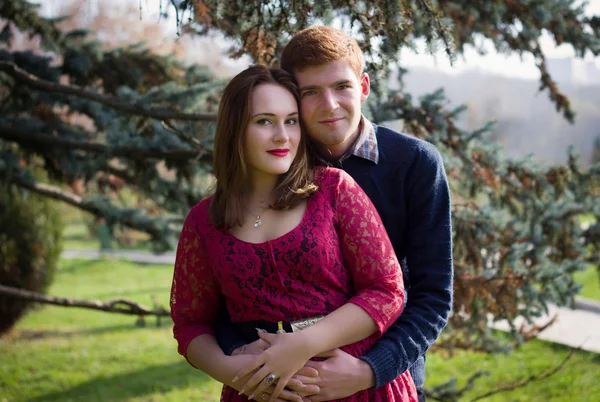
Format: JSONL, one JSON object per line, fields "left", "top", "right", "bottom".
{"left": 317, "top": 123, "right": 363, "bottom": 162}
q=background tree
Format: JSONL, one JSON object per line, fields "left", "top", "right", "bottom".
{"left": 1, "top": 0, "right": 599, "bottom": 392}
{"left": 0, "top": 181, "right": 62, "bottom": 336}
{"left": 593, "top": 136, "right": 600, "bottom": 165}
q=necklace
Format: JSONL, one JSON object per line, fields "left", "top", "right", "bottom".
{"left": 253, "top": 215, "right": 263, "bottom": 228}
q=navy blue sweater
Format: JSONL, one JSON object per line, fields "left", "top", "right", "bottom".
{"left": 216, "top": 124, "right": 453, "bottom": 389}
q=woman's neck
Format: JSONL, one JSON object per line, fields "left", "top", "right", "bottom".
{"left": 248, "top": 171, "right": 278, "bottom": 205}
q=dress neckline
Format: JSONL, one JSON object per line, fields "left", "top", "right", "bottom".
{"left": 223, "top": 193, "right": 315, "bottom": 245}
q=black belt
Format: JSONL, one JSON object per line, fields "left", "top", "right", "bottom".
{"left": 235, "top": 320, "right": 293, "bottom": 342}
{"left": 235, "top": 316, "right": 324, "bottom": 342}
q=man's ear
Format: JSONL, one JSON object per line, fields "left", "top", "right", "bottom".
{"left": 360, "top": 73, "right": 370, "bottom": 103}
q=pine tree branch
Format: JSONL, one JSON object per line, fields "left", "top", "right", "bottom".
{"left": 0, "top": 124, "right": 212, "bottom": 164}
{"left": 0, "top": 171, "right": 181, "bottom": 243}
{"left": 0, "top": 61, "right": 217, "bottom": 122}
{"left": 0, "top": 284, "right": 169, "bottom": 317}
{"left": 5, "top": 173, "right": 88, "bottom": 211}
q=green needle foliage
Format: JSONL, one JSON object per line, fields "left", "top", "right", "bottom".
{"left": 1, "top": 0, "right": 599, "bottom": 357}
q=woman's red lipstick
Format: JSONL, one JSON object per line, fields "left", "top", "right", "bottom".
{"left": 267, "top": 149, "right": 289, "bottom": 157}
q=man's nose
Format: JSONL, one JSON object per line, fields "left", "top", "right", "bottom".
{"left": 321, "top": 90, "right": 338, "bottom": 110}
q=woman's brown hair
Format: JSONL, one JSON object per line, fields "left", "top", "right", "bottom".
{"left": 210, "top": 65, "right": 317, "bottom": 229}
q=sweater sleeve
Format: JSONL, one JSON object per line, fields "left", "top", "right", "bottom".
{"left": 170, "top": 205, "right": 223, "bottom": 360}
{"left": 335, "top": 169, "right": 405, "bottom": 336}
{"left": 360, "top": 143, "right": 453, "bottom": 388}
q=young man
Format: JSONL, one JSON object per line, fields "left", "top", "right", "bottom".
{"left": 217, "top": 26, "right": 453, "bottom": 402}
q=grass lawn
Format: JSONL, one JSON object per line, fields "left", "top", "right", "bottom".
{"left": 574, "top": 266, "right": 600, "bottom": 301}
{"left": 1, "top": 259, "right": 599, "bottom": 402}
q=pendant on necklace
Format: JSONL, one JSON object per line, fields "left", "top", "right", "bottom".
{"left": 253, "top": 215, "right": 263, "bottom": 228}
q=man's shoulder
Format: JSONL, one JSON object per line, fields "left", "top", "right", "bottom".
{"left": 373, "top": 123, "right": 441, "bottom": 161}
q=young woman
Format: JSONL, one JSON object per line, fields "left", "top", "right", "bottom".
{"left": 169, "top": 65, "right": 417, "bottom": 402}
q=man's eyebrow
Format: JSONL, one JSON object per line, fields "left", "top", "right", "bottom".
{"left": 251, "top": 112, "right": 299, "bottom": 118}
{"left": 299, "top": 80, "right": 352, "bottom": 91}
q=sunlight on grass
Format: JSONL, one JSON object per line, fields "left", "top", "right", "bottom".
{"left": 426, "top": 340, "right": 600, "bottom": 401}
{"left": 1, "top": 258, "right": 599, "bottom": 401}
{"left": 574, "top": 266, "right": 600, "bottom": 301}
{"left": 0, "top": 259, "right": 223, "bottom": 402}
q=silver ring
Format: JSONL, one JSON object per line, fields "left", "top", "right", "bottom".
{"left": 266, "top": 373, "right": 277, "bottom": 383}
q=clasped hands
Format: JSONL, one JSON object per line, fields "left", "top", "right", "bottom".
{"left": 228, "top": 330, "right": 374, "bottom": 402}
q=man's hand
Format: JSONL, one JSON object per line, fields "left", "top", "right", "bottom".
{"left": 287, "top": 348, "right": 375, "bottom": 401}
{"left": 231, "top": 338, "right": 270, "bottom": 356}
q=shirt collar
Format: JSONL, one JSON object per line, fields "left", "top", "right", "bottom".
{"left": 349, "top": 116, "right": 379, "bottom": 164}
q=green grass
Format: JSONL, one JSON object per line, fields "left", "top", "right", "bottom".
{"left": 574, "top": 266, "right": 600, "bottom": 301}
{"left": 1, "top": 259, "right": 599, "bottom": 401}
{"left": 0, "top": 259, "right": 221, "bottom": 402}
{"left": 425, "top": 340, "right": 600, "bottom": 401}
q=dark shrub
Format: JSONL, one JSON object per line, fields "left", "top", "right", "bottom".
{"left": 0, "top": 186, "right": 63, "bottom": 336}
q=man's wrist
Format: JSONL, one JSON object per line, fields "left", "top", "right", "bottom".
{"left": 231, "top": 344, "right": 246, "bottom": 356}
{"left": 226, "top": 341, "right": 246, "bottom": 356}
{"left": 355, "top": 357, "right": 376, "bottom": 391}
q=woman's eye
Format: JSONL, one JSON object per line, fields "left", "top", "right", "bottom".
{"left": 285, "top": 118, "right": 298, "bottom": 125}
{"left": 256, "top": 119, "right": 271, "bottom": 125}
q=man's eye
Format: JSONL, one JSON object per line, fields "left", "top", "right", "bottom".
{"left": 337, "top": 84, "right": 350, "bottom": 90}
{"left": 302, "top": 90, "right": 316, "bottom": 97}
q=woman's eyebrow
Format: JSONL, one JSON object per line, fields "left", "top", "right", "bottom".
{"left": 251, "top": 112, "right": 299, "bottom": 118}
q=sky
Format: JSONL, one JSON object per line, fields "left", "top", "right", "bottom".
{"left": 40, "top": 0, "right": 600, "bottom": 80}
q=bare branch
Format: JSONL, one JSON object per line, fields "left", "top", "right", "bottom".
{"left": 0, "top": 284, "right": 169, "bottom": 317}
{"left": 6, "top": 173, "right": 88, "bottom": 211}
{"left": 161, "top": 119, "right": 202, "bottom": 147}
{"left": 0, "top": 61, "right": 217, "bottom": 122}
{"left": 468, "top": 347, "right": 578, "bottom": 402}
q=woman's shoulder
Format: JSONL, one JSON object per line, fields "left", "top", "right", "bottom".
{"left": 313, "top": 166, "right": 356, "bottom": 189}
{"left": 185, "top": 195, "right": 214, "bottom": 225}
{"left": 313, "top": 166, "right": 351, "bottom": 185}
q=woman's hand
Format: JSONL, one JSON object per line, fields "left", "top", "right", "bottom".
{"left": 225, "top": 353, "right": 312, "bottom": 402}
{"left": 232, "top": 330, "right": 314, "bottom": 402}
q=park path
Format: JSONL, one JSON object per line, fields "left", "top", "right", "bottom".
{"left": 62, "top": 249, "right": 600, "bottom": 354}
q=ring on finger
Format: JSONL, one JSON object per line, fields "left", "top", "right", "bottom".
{"left": 261, "top": 392, "right": 269, "bottom": 401}
{"left": 266, "top": 373, "right": 277, "bottom": 384}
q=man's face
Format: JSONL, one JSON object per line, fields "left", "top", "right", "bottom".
{"left": 295, "top": 60, "right": 370, "bottom": 159}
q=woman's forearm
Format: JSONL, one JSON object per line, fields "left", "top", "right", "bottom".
{"left": 300, "top": 303, "right": 377, "bottom": 357}
{"left": 186, "top": 334, "right": 236, "bottom": 384}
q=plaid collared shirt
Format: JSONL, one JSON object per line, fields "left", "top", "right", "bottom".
{"left": 316, "top": 115, "right": 380, "bottom": 165}
{"left": 347, "top": 116, "right": 379, "bottom": 164}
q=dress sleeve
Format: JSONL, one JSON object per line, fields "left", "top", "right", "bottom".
{"left": 334, "top": 170, "right": 405, "bottom": 336}
{"left": 170, "top": 205, "right": 222, "bottom": 358}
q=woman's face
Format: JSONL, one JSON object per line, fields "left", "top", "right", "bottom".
{"left": 243, "top": 83, "right": 301, "bottom": 181}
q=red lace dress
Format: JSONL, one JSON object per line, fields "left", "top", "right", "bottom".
{"left": 170, "top": 167, "right": 417, "bottom": 401}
